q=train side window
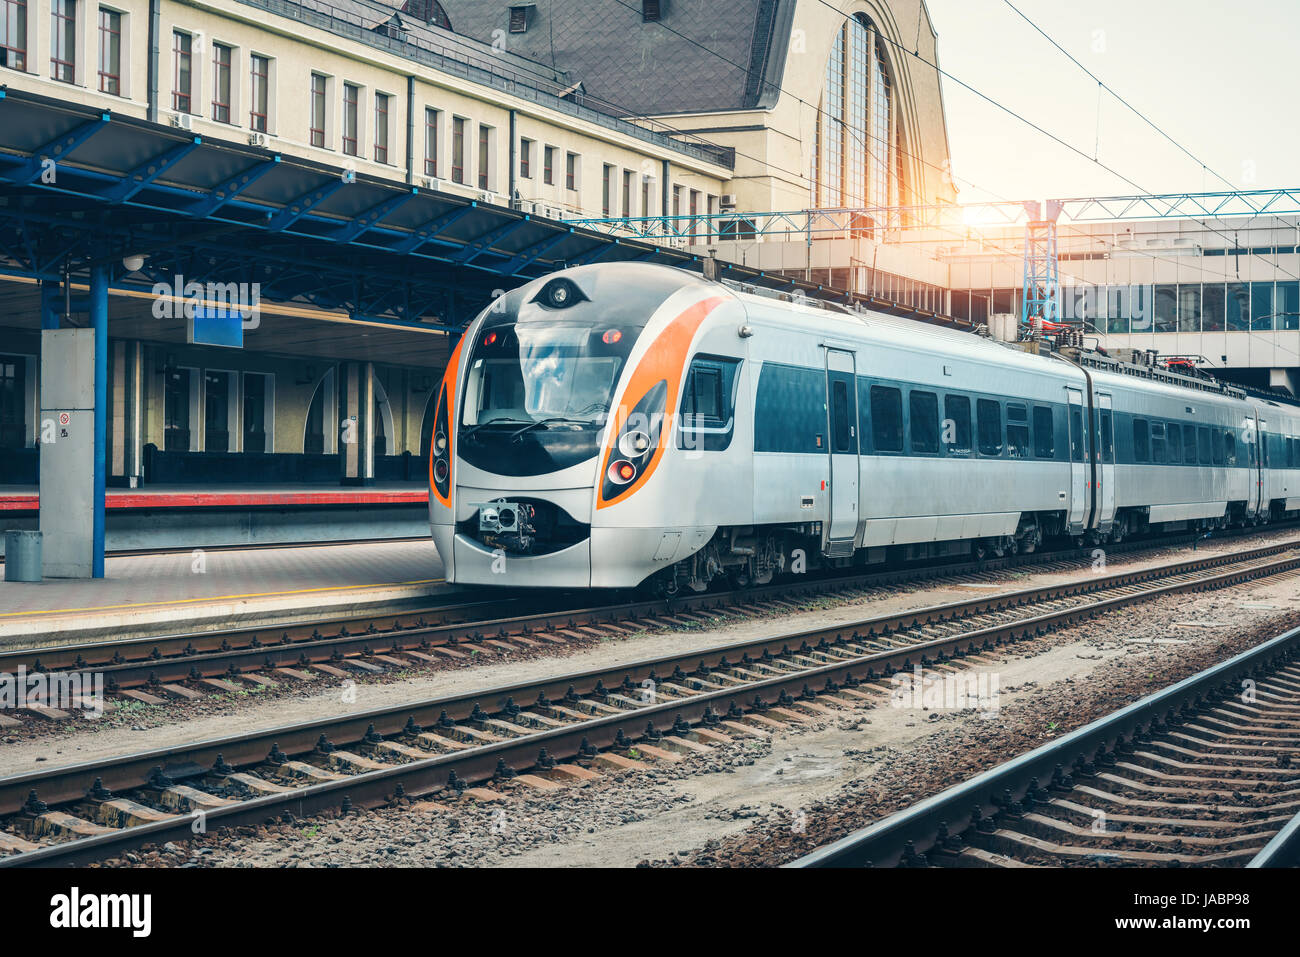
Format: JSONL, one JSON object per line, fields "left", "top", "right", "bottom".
{"left": 1199, "top": 426, "right": 1212, "bottom": 464}
{"left": 943, "top": 394, "right": 971, "bottom": 455}
{"left": 679, "top": 355, "right": 740, "bottom": 451}
{"left": 1006, "top": 404, "right": 1029, "bottom": 458}
{"left": 870, "top": 385, "right": 903, "bottom": 453}
{"left": 977, "top": 399, "right": 1002, "bottom": 456}
{"left": 1100, "top": 410, "right": 1113, "bottom": 460}
{"left": 1150, "top": 422, "right": 1166, "bottom": 464}
{"left": 1224, "top": 431, "right": 1236, "bottom": 466}
{"left": 1167, "top": 424, "right": 1181, "bottom": 462}
{"left": 1182, "top": 425, "right": 1197, "bottom": 463}
{"left": 831, "top": 379, "right": 853, "bottom": 453}
{"left": 909, "top": 391, "right": 940, "bottom": 454}
{"left": 1212, "top": 428, "right": 1225, "bottom": 465}
{"left": 1069, "top": 406, "right": 1084, "bottom": 462}
{"left": 1133, "top": 418, "right": 1149, "bottom": 462}
{"left": 1032, "top": 406, "right": 1055, "bottom": 458}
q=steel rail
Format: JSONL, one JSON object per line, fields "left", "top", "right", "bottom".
{"left": 3, "top": 547, "right": 1299, "bottom": 866}
{"left": 790, "top": 625, "right": 1300, "bottom": 868}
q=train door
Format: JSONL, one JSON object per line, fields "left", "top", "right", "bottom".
{"left": 823, "top": 349, "right": 859, "bottom": 555}
{"left": 1096, "top": 392, "right": 1116, "bottom": 530}
{"left": 1065, "top": 388, "right": 1087, "bottom": 534}
{"left": 1253, "top": 412, "right": 1266, "bottom": 519}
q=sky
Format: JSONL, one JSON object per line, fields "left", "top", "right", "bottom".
{"left": 921, "top": 0, "right": 1300, "bottom": 204}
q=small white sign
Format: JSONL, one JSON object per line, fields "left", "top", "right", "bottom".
{"left": 58, "top": 411, "right": 70, "bottom": 426}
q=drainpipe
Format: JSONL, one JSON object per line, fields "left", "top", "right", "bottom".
{"left": 405, "top": 75, "right": 415, "bottom": 185}
{"left": 508, "top": 109, "right": 517, "bottom": 207}
{"left": 147, "top": 0, "right": 160, "bottom": 122}
{"left": 661, "top": 159, "right": 670, "bottom": 218}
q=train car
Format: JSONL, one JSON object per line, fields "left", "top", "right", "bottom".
{"left": 429, "top": 262, "right": 1300, "bottom": 592}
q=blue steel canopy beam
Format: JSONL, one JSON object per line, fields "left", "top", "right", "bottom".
{"left": 266, "top": 180, "right": 349, "bottom": 231}
{"left": 572, "top": 238, "right": 621, "bottom": 266}
{"left": 11, "top": 113, "right": 111, "bottom": 184}
{"left": 392, "top": 204, "right": 477, "bottom": 254}
{"left": 454, "top": 218, "right": 530, "bottom": 264}
{"left": 101, "top": 138, "right": 201, "bottom": 203}
{"left": 330, "top": 190, "right": 418, "bottom": 243}
{"left": 187, "top": 157, "right": 281, "bottom": 218}
{"left": 501, "top": 228, "right": 572, "bottom": 273}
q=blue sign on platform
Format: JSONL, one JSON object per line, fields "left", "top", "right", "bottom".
{"left": 188, "top": 306, "right": 246, "bottom": 348}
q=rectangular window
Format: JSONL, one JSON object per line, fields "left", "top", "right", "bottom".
{"left": 51, "top": 0, "right": 75, "bottom": 83}
{"left": 309, "top": 73, "right": 326, "bottom": 148}
{"left": 543, "top": 145, "right": 554, "bottom": 185}
{"left": 976, "top": 399, "right": 1002, "bottom": 456}
{"left": 1069, "top": 407, "right": 1084, "bottom": 462}
{"left": 832, "top": 380, "right": 853, "bottom": 453}
{"left": 870, "top": 385, "right": 902, "bottom": 453}
{"left": 1199, "top": 426, "right": 1212, "bottom": 465}
{"left": 423, "top": 108, "right": 438, "bottom": 175}
{"left": 683, "top": 366, "right": 723, "bottom": 422}
{"left": 1167, "top": 423, "right": 1181, "bottom": 463}
{"left": 641, "top": 177, "right": 651, "bottom": 217}
{"left": 172, "top": 31, "right": 192, "bottom": 112}
{"left": 1032, "top": 406, "right": 1055, "bottom": 458}
{"left": 342, "top": 83, "right": 359, "bottom": 156}
{"left": 1133, "top": 419, "right": 1149, "bottom": 463}
{"left": 565, "top": 152, "right": 577, "bottom": 191}
{"left": 211, "top": 43, "right": 232, "bottom": 124}
{"left": 97, "top": 8, "right": 121, "bottom": 95}
{"left": 519, "top": 138, "right": 531, "bottom": 178}
{"left": 622, "top": 169, "right": 633, "bottom": 217}
{"left": 477, "top": 124, "right": 490, "bottom": 188}
{"left": 1100, "top": 410, "right": 1113, "bottom": 460}
{"left": 943, "top": 394, "right": 971, "bottom": 455}
{"left": 1151, "top": 422, "right": 1166, "bottom": 464}
{"left": 1182, "top": 425, "right": 1197, "bottom": 464}
{"left": 1006, "top": 403, "right": 1029, "bottom": 458}
{"left": 1224, "top": 431, "right": 1236, "bottom": 466}
{"left": 909, "top": 390, "right": 939, "bottom": 454}
{"left": 672, "top": 185, "right": 682, "bottom": 217}
{"left": 242, "top": 373, "right": 270, "bottom": 453}
{"left": 204, "top": 371, "right": 230, "bottom": 453}
{"left": 374, "top": 92, "right": 390, "bottom": 164}
{"left": 249, "top": 55, "right": 269, "bottom": 132}
{"left": 451, "top": 117, "right": 465, "bottom": 183}
{"left": 163, "top": 368, "right": 191, "bottom": 451}
{"left": 601, "top": 164, "right": 612, "bottom": 216}
{"left": 1, "top": 0, "right": 27, "bottom": 71}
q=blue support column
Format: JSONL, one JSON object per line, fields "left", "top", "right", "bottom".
{"left": 91, "top": 264, "right": 108, "bottom": 578}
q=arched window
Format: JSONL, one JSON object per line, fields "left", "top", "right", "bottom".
{"left": 812, "top": 15, "right": 905, "bottom": 215}
{"left": 400, "top": 0, "right": 452, "bottom": 30}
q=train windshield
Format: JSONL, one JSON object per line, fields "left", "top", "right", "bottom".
{"left": 461, "top": 322, "right": 634, "bottom": 429}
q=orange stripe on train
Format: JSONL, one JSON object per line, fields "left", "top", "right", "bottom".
{"left": 430, "top": 334, "right": 466, "bottom": 509}
{"left": 597, "top": 295, "right": 728, "bottom": 509}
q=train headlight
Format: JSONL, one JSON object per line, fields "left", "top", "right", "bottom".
{"left": 619, "top": 430, "right": 651, "bottom": 458}
{"left": 532, "top": 277, "right": 588, "bottom": 310}
{"left": 434, "top": 432, "right": 447, "bottom": 454}
{"left": 496, "top": 506, "right": 517, "bottom": 528}
{"left": 608, "top": 460, "right": 637, "bottom": 485}
{"left": 433, "top": 459, "right": 449, "bottom": 483}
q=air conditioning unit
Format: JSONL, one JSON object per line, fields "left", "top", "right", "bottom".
{"left": 534, "top": 203, "right": 563, "bottom": 220}
{"left": 419, "top": 176, "right": 442, "bottom": 191}
{"left": 720, "top": 193, "right": 738, "bottom": 209}
{"left": 169, "top": 112, "right": 192, "bottom": 131}
{"left": 478, "top": 190, "right": 504, "bottom": 205}
{"left": 247, "top": 131, "right": 270, "bottom": 148}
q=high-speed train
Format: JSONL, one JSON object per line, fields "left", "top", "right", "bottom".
{"left": 429, "top": 262, "right": 1300, "bottom": 592}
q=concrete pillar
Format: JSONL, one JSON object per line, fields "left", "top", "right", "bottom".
{"left": 338, "top": 361, "right": 374, "bottom": 485}
{"left": 91, "top": 265, "right": 108, "bottom": 577}
{"left": 109, "top": 340, "right": 144, "bottom": 487}
{"left": 1270, "top": 368, "right": 1299, "bottom": 397}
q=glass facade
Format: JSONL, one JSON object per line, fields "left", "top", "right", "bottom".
{"left": 813, "top": 15, "right": 902, "bottom": 217}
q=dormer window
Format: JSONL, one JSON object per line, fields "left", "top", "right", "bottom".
{"left": 509, "top": 3, "right": 534, "bottom": 33}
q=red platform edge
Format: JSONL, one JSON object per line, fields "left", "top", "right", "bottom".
{"left": 0, "top": 489, "right": 429, "bottom": 511}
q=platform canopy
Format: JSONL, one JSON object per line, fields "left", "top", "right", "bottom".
{"left": 0, "top": 88, "right": 914, "bottom": 333}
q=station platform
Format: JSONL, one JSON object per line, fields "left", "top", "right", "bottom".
{"left": 0, "top": 538, "right": 450, "bottom": 647}
{"left": 0, "top": 482, "right": 430, "bottom": 556}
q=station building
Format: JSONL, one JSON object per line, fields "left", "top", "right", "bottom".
{"left": 0, "top": 0, "right": 960, "bottom": 564}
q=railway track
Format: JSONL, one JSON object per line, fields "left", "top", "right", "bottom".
{"left": 791, "top": 623, "right": 1300, "bottom": 869}
{"left": 4, "top": 528, "right": 1298, "bottom": 719}
{"left": 2, "top": 537, "right": 1299, "bottom": 866}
